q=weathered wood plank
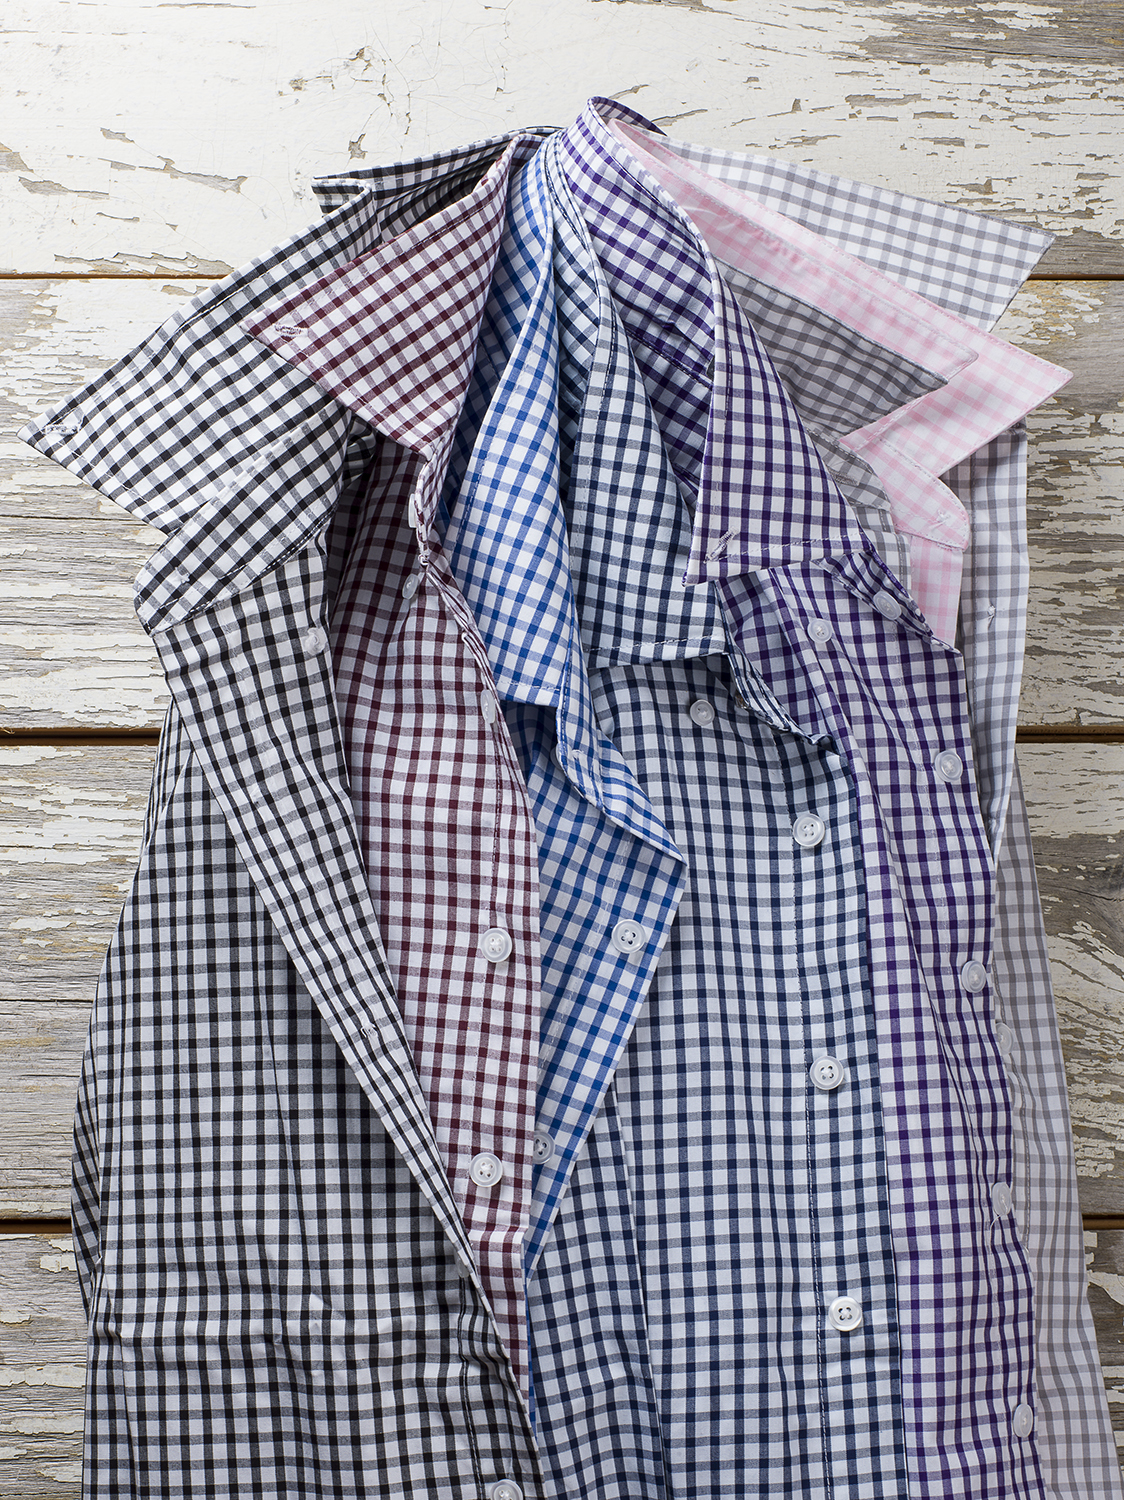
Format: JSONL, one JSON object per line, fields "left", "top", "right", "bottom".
{"left": 1019, "top": 745, "right": 1124, "bottom": 1213}
{"left": 0, "top": 279, "right": 209, "bottom": 524}
{"left": 0, "top": 516, "right": 168, "bottom": 731}
{"left": 0, "top": 0, "right": 1119, "bottom": 275}
{"left": 0, "top": 1007, "right": 88, "bottom": 1221}
{"left": 0, "top": 746, "right": 155, "bottom": 1004}
{"left": 0, "top": 1233, "right": 84, "bottom": 1498}
{"left": 2, "top": 276, "right": 1121, "bottom": 730}
{"left": 1084, "top": 1228, "right": 1124, "bottom": 1452}
{"left": 993, "top": 282, "right": 1124, "bottom": 727}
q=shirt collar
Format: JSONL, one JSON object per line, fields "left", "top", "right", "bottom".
{"left": 246, "top": 133, "right": 545, "bottom": 483}
{"left": 554, "top": 98, "right": 874, "bottom": 585}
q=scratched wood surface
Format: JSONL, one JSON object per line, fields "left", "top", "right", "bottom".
{"left": 1, "top": 0, "right": 1121, "bottom": 1492}
{"left": 2, "top": 0, "right": 1122, "bottom": 276}
{"left": 0, "top": 1235, "right": 84, "bottom": 1498}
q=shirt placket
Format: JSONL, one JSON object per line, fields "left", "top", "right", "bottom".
{"left": 330, "top": 436, "right": 542, "bottom": 1399}
{"left": 728, "top": 557, "right": 1040, "bottom": 1495}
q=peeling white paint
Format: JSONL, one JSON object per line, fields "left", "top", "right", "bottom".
{"left": 0, "top": 0, "right": 1119, "bottom": 273}
{"left": 1087, "top": 1271, "right": 1124, "bottom": 1306}
{"left": 0, "top": 662, "right": 168, "bottom": 726}
{"left": 0, "top": 1446, "right": 29, "bottom": 1461}
{"left": 3, "top": 1413, "right": 84, "bottom": 1435}
{"left": 0, "top": 1364, "right": 85, "bottom": 1389}
{"left": 38, "top": 1249, "right": 77, "bottom": 1274}
{"left": 35, "top": 1460, "right": 83, "bottom": 1482}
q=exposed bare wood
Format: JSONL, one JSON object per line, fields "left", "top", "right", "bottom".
{"left": 0, "top": 1, "right": 1120, "bottom": 274}
{"left": 1020, "top": 745, "right": 1124, "bottom": 1212}
{"left": 0, "top": 1233, "right": 84, "bottom": 1497}
{"left": 0, "top": 1007, "right": 88, "bottom": 1220}
{"left": 1034, "top": 232, "right": 1124, "bottom": 280}
{"left": 1085, "top": 1228, "right": 1124, "bottom": 1446}
{"left": 0, "top": 745, "right": 155, "bottom": 1004}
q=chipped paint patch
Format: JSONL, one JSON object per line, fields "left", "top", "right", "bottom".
{"left": 1089, "top": 1272, "right": 1124, "bottom": 1306}
{"left": 0, "top": 0, "right": 1120, "bottom": 272}
{"left": 0, "top": 1364, "right": 84, "bottom": 1389}
{"left": 0, "top": 663, "right": 168, "bottom": 727}
{"left": 38, "top": 1249, "right": 77, "bottom": 1274}
{"left": 3, "top": 1413, "right": 84, "bottom": 1435}
{"left": 35, "top": 1460, "right": 84, "bottom": 1482}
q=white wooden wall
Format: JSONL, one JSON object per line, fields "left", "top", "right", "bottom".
{"left": 1, "top": 0, "right": 1122, "bottom": 1491}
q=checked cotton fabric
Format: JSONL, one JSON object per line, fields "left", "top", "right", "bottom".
{"left": 21, "top": 95, "right": 1120, "bottom": 1500}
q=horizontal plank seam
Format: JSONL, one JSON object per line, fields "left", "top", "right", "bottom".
{"left": 0, "top": 271, "right": 1122, "bottom": 282}
{"left": 6, "top": 1215, "right": 1124, "bottom": 1234}
{"left": 8, "top": 727, "right": 1124, "bottom": 744}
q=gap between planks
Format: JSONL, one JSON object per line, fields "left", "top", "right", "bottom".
{"left": 5, "top": 728, "right": 1124, "bottom": 747}
{"left": 5, "top": 1216, "right": 1124, "bottom": 1236}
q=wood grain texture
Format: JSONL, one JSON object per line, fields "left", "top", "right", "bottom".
{"left": 1020, "top": 745, "right": 1124, "bottom": 1212}
{"left": 0, "top": 746, "right": 155, "bottom": 1004}
{"left": 0, "top": 1008, "right": 88, "bottom": 1221}
{"left": 1084, "top": 1228, "right": 1124, "bottom": 1450}
{"left": 993, "top": 282, "right": 1124, "bottom": 727}
{"left": 0, "top": 1233, "right": 83, "bottom": 1498}
{"left": 0, "top": 0, "right": 1120, "bottom": 275}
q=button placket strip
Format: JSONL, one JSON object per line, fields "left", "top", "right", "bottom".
{"left": 723, "top": 562, "right": 1033, "bottom": 1492}
{"left": 330, "top": 489, "right": 540, "bottom": 1397}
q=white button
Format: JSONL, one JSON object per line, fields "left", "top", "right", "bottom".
{"left": 961, "top": 960, "right": 988, "bottom": 993}
{"left": 992, "top": 1182, "right": 1013, "bottom": 1217}
{"left": 934, "top": 750, "right": 963, "bottom": 782}
{"left": 793, "top": 814, "right": 826, "bottom": 848}
{"left": 1012, "top": 1403, "right": 1034, "bottom": 1439}
{"left": 995, "top": 1022, "right": 1014, "bottom": 1056}
{"left": 468, "top": 1153, "right": 504, "bottom": 1187}
{"left": 489, "top": 1483, "right": 523, "bottom": 1500}
{"left": 809, "top": 1056, "right": 847, "bottom": 1092}
{"left": 827, "top": 1296, "right": 863, "bottom": 1332}
{"left": 611, "top": 919, "right": 648, "bottom": 956}
{"left": 306, "top": 626, "right": 329, "bottom": 655}
{"left": 532, "top": 1132, "right": 556, "bottom": 1164}
{"left": 873, "top": 589, "right": 903, "bottom": 621}
{"left": 407, "top": 495, "right": 418, "bottom": 528}
{"left": 480, "top": 690, "right": 497, "bottom": 725}
{"left": 480, "top": 928, "right": 513, "bottom": 962}
{"left": 688, "top": 699, "right": 716, "bottom": 727}
{"left": 402, "top": 573, "right": 419, "bottom": 601}
{"left": 807, "top": 618, "right": 833, "bottom": 645}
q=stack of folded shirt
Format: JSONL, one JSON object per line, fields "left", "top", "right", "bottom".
{"left": 23, "top": 95, "right": 1118, "bottom": 1500}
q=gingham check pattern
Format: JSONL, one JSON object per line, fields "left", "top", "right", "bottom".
{"left": 525, "top": 96, "right": 1113, "bottom": 1499}
{"left": 23, "top": 133, "right": 552, "bottom": 1499}
{"left": 246, "top": 134, "right": 551, "bottom": 1392}
{"left": 580, "top": 101, "right": 1119, "bottom": 1497}
{"left": 22, "top": 90, "right": 1117, "bottom": 1500}
{"left": 441, "top": 150, "right": 688, "bottom": 1297}
{"left": 440, "top": 139, "right": 903, "bottom": 1493}
{"left": 653, "top": 127, "right": 1054, "bottom": 332}
{"left": 613, "top": 119, "right": 1070, "bottom": 643}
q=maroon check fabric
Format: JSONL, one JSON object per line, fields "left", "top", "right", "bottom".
{"left": 247, "top": 133, "right": 546, "bottom": 1395}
